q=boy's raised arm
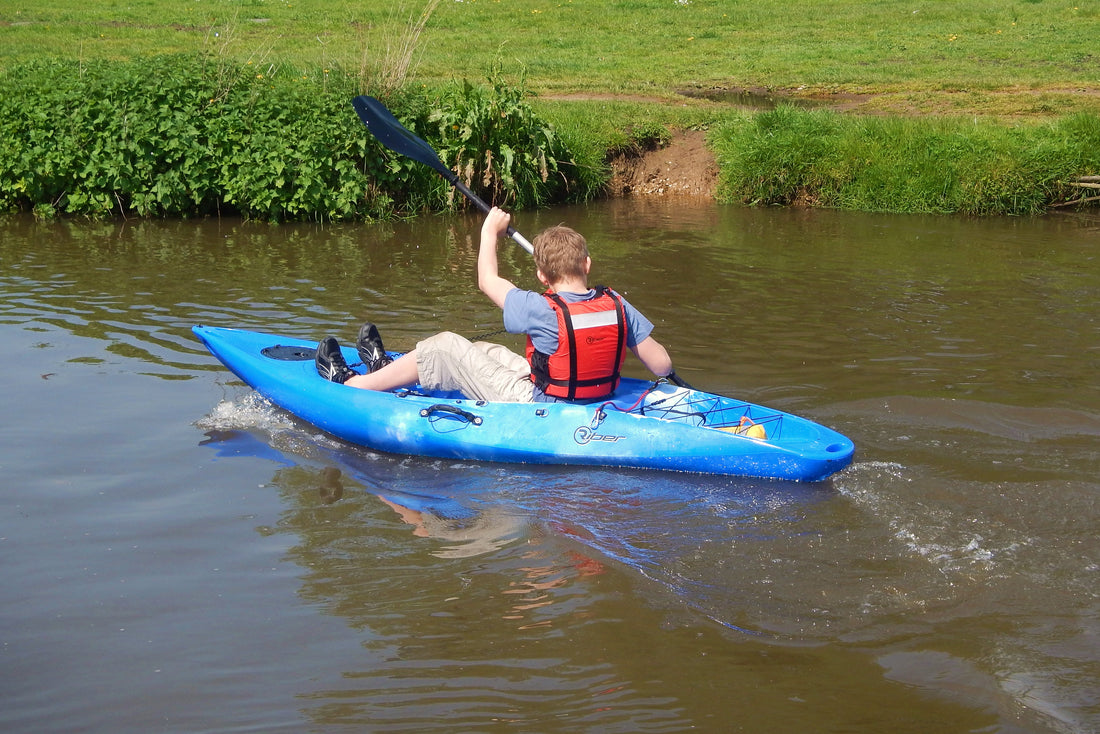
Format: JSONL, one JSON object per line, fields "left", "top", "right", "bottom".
{"left": 478, "top": 206, "right": 519, "bottom": 308}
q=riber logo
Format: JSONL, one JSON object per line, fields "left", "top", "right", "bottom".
{"left": 574, "top": 426, "right": 624, "bottom": 444}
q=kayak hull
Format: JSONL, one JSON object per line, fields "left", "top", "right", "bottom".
{"left": 193, "top": 326, "right": 854, "bottom": 481}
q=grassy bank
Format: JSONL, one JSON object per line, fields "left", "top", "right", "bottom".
{"left": 713, "top": 106, "right": 1100, "bottom": 215}
{"left": 2, "top": 0, "right": 1099, "bottom": 218}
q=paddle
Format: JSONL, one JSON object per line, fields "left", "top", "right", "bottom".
{"left": 351, "top": 95, "right": 534, "bottom": 254}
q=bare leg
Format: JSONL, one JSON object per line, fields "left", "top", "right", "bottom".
{"left": 344, "top": 349, "right": 420, "bottom": 392}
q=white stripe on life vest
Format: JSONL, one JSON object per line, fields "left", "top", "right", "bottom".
{"left": 571, "top": 310, "right": 619, "bottom": 330}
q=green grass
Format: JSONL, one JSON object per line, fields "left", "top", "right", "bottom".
{"left": 712, "top": 106, "right": 1100, "bottom": 214}
{"left": 2, "top": 0, "right": 1098, "bottom": 116}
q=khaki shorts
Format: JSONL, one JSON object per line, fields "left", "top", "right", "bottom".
{"left": 416, "top": 331, "right": 534, "bottom": 403}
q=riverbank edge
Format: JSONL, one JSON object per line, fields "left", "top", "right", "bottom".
{"left": 3, "top": 59, "right": 1099, "bottom": 219}
{"left": 537, "top": 92, "right": 1100, "bottom": 215}
{"left": 577, "top": 99, "right": 1100, "bottom": 211}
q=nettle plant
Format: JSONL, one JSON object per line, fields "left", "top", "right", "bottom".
{"left": 424, "top": 73, "right": 577, "bottom": 210}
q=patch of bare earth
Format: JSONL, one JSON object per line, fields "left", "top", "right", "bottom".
{"left": 607, "top": 129, "right": 719, "bottom": 198}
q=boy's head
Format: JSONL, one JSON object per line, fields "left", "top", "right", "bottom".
{"left": 532, "top": 225, "right": 590, "bottom": 285}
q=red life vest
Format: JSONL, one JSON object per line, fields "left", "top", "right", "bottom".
{"left": 526, "top": 286, "right": 627, "bottom": 401}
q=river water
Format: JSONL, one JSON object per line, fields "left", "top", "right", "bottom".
{"left": 1, "top": 201, "right": 1097, "bottom": 733}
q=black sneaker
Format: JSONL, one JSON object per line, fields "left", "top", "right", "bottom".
{"left": 315, "top": 336, "right": 357, "bottom": 384}
{"left": 356, "top": 322, "right": 393, "bottom": 373}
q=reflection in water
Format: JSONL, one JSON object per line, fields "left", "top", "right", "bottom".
{"left": 197, "top": 401, "right": 829, "bottom": 636}
{"left": 375, "top": 495, "right": 524, "bottom": 559}
{"left": 196, "top": 417, "right": 983, "bottom": 732}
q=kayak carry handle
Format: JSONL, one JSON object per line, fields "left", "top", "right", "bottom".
{"left": 419, "top": 404, "right": 484, "bottom": 426}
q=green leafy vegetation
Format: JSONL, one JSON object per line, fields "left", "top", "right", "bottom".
{"left": 0, "top": 56, "right": 593, "bottom": 220}
{"left": 426, "top": 74, "right": 574, "bottom": 209}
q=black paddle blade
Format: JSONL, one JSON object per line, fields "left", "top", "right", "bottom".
{"left": 351, "top": 95, "right": 454, "bottom": 181}
{"left": 351, "top": 94, "right": 534, "bottom": 254}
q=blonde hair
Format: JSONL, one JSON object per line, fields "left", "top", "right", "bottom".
{"left": 532, "top": 225, "right": 589, "bottom": 284}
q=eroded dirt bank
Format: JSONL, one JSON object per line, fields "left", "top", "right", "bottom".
{"left": 607, "top": 129, "right": 718, "bottom": 198}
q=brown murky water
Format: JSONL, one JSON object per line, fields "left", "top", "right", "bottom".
{"left": 1, "top": 201, "right": 1097, "bottom": 732}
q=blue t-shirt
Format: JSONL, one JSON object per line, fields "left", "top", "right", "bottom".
{"left": 502, "top": 287, "right": 654, "bottom": 402}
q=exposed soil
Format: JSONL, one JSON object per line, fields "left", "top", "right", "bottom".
{"left": 607, "top": 129, "right": 719, "bottom": 199}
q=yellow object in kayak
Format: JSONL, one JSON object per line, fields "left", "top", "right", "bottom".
{"left": 716, "top": 416, "right": 767, "bottom": 440}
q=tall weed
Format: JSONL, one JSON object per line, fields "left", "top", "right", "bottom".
{"left": 424, "top": 70, "right": 582, "bottom": 209}
{"left": 358, "top": 0, "right": 441, "bottom": 98}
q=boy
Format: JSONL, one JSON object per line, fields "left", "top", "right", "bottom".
{"left": 316, "top": 206, "right": 674, "bottom": 402}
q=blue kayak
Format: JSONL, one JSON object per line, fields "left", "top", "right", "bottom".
{"left": 193, "top": 325, "right": 854, "bottom": 481}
